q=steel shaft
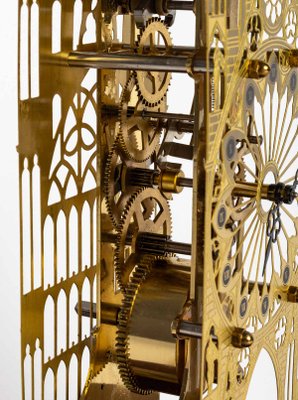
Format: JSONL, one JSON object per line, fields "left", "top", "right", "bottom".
{"left": 167, "top": 0, "right": 194, "bottom": 10}
{"left": 68, "top": 51, "right": 210, "bottom": 73}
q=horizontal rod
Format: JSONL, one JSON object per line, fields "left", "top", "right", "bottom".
{"left": 111, "top": 43, "right": 196, "bottom": 55}
{"left": 142, "top": 110, "right": 195, "bottom": 121}
{"left": 175, "top": 321, "right": 205, "bottom": 340}
{"left": 136, "top": 232, "right": 192, "bottom": 255}
{"left": 76, "top": 301, "right": 120, "bottom": 324}
{"left": 102, "top": 231, "right": 191, "bottom": 255}
{"left": 76, "top": 300, "right": 96, "bottom": 319}
{"left": 176, "top": 177, "right": 193, "bottom": 188}
{"left": 101, "top": 232, "right": 132, "bottom": 245}
{"left": 233, "top": 182, "right": 298, "bottom": 203}
{"left": 167, "top": 0, "right": 194, "bottom": 10}
{"left": 166, "top": 240, "right": 192, "bottom": 254}
{"left": 102, "top": 104, "right": 194, "bottom": 121}
{"left": 68, "top": 51, "right": 210, "bottom": 73}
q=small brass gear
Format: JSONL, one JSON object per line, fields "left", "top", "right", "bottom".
{"left": 135, "top": 18, "right": 173, "bottom": 107}
{"left": 119, "top": 73, "right": 164, "bottom": 162}
{"left": 114, "top": 187, "right": 172, "bottom": 292}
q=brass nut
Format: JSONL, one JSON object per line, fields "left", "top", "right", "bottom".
{"left": 160, "top": 170, "right": 185, "bottom": 193}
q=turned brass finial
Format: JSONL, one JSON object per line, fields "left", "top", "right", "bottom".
{"left": 243, "top": 59, "right": 270, "bottom": 79}
{"left": 231, "top": 328, "right": 254, "bottom": 348}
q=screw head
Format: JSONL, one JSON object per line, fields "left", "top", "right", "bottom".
{"left": 290, "top": 73, "right": 297, "bottom": 92}
{"left": 261, "top": 295, "right": 269, "bottom": 315}
{"left": 246, "top": 85, "right": 254, "bottom": 106}
{"left": 240, "top": 297, "right": 248, "bottom": 318}
{"left": 283, "top": 265, "right": 290, "bottom": 285}
{"left": 223, "top": 264, "right": 232, "bottom": 286}
{"left": 232, "top": 327, "right": 254, "bottom": 348}
{"left": 217, "top": 206, "right": 227, "bottom": 228}
{"left": 226, "top": 137, "right": 236, "bottom": 160}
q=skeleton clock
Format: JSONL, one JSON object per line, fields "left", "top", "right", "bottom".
{"left": 19, "top": 0, "right": 298, "bottom": 398}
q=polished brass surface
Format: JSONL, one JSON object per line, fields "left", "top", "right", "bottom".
{"left": 158, "top": 169, "right": 185, "bottom": 193}
{"left": 233, "top": 181, "right": 297, "bottom": 201}
{"left": 18, "top": 0, "right": 298, "bottom": 399}
{"left": 114, "top": 188, "right": 172, "bottom": 291}
{"left": 231, "top": 328, "right": 254, "bottom": 349}
{"left": 242, "top": 59, "right": 271, "bottom": 79}
{"left": 116, "top": 257, "right": 190, "bottom": 395}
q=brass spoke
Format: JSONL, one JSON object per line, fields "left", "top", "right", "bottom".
{"left": 276, "top": 130, "right": 297, "bottom": 171}
{"left": 260, "top": 101, "right": 268, "bottom": 163}
{"left": 239, "top": 218, "right": 260, "bottom": 278}
{"left": 279, "top": 151, "right": 298, "bottom": 178}
{"left": 238, "top": 159, "right": 259, "bottom": 181}
{"left": 244, "top": 136, "right": 263, "bottom": 171}
{"left": 280, "top": 221, "right": 289, "bottom": 241}
{"left": 246, "top": 220, "right": 262, "bottom": 283}
{"left": 134, "top": 207, "right": 145, "bottom": 228}
{"left": 255, "top": 222, "right": 266, "bottom": 283}
{"left": 154, "top": 211, "right": 167, "bottom": 232}
{"left": 280, "top": 204, "right": 297, "bottom": 222}
{"left": 277, "top": 236, "right": 283, "bottom": 260}
{"left": 231, "top": 206, "right": 257, "bottom": 238}
{"left": 142, "top": 131, "right": 149, "bottom": 149}
{"left": 269, "top": 91, "right": 273, "bottom": 161}
{"left": 149, "top": 32, "right": 155, "bottom": 52}
{"left": 233, "top": 197, "right": 255, "bottom": 212}
{"left": 273, "top": 95, "right": 290, "bottom": 162}
{"left": 232, "top": 210, "right": 258, "bottom": 260}
{"left": 271, "top": 93, "right": 281, "bottom": 162}
{"left": 269, "top": 239, "right": 275, "bottom": 280}
{"left": 284, "top": 175, "right": 296, "bottom": 184}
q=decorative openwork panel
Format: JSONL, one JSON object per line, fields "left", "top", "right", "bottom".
{"left": 19, "top": 1, "right": 100, "bottom": 398}
{"left": 201, "top": 0, "right": 298, "bottom": 398}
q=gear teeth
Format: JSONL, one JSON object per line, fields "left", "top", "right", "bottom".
{"left": 113, "top": 188, "right": 172, "bottom": 292}
{"left": 103, "top": 137, "right": 121, "bottom": 228}
{"left": 103, "top": 134, "right": 137, "bottom": 228}
{"left": 119, "top": 73, "right": 161, "bottom": 162}
{"left": 116, "top": 255, "right": 158, "bottom": 395}
{"left": 104, "top": 132, "right": 155, "bottom": 228}
{"left": 114, "top": 190, "right": 142, "bottom": 292}
{"left": 135, "top": 17, "right": 172, "bottom": 107}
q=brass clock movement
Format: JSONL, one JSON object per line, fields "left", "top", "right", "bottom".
{"left": 19, "top": 0, "right": 298, "bottom": 399}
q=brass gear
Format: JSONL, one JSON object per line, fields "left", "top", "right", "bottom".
{"left": 116, "top": 254, "right": 155, "bottom": 395}
{"left": 119, "top": 73, "right": 163, "bottom": 162}
{"left": 116, "top": 255, "right": 189, "bottom": 395}
{"left": 135, "top": 17, "right": 173, "bottom": 107}
{"left": 103, "top": 136, "right": 155, "bottom": 228}
{"left": 114, "top": 187, "right": 172, "bottom": 292}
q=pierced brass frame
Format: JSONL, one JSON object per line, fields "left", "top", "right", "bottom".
{"left": 19, "top": 0, "right": 298, "bottom": 399}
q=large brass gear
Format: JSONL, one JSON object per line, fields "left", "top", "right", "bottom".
{"left": 116, "top": 255, "right": 189, "bottom": 395}
{"left": 116, "top": 255, "right": 155, "bottom": 395}
{"left": 103, "top": 136, "right": 155, "bottom": 228}
{"left": 114, "top": 187, "right": 172, "bottom": 292}
{"left": 135, "top": 17, "right": 173, "bottom": 107}
{"left": 118, "top": 73, "right": 164, "bottom": 162}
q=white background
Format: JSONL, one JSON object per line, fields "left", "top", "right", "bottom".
{"left": 0, "top": 0, "right": 21, "bottom": 398}
{"left": 0, "top": 1, "right": 277, "bottom": 399}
